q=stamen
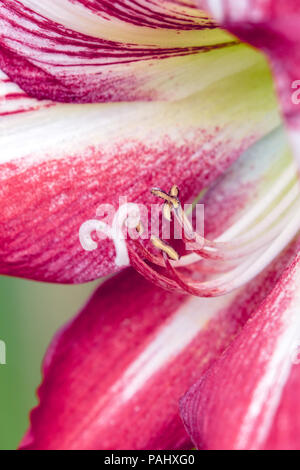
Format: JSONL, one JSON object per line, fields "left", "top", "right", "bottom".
{"left": 153, "top": 185, "right": 181, "bottom": 222}
{"left": 163, "top": 202, "right": 172, "bottom": 222}
{"left": 172, "top": 173, "right": 299, "bottom": 261}
{"left": 132, "top": 238, "right": 165, "bottom": 267}
{"left": 170, "top": 185, "right": 179, "bottom": 198}
{"left": 151, "top": 188, "right": 179, "bottom": 209}
{"left": 165, "top": 203, "right": 300, "bottom": 297}
{"left": 151, "top": 236, "right": 180, "bottom": 261}
{"left": 128, "top": 179, "right": 300, "bottom": 298}
{"left": 136, "top": 221, "right": 144, "bottom": 235}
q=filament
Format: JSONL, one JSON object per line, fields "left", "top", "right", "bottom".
{"left": 127, "top": 173, "right": 300, "bottom": 297}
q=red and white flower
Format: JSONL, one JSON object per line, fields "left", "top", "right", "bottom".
{"left": 0, "top": 0, "right": 300, "bottom": 450}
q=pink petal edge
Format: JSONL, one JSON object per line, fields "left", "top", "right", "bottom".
{"left": 199, "top": 0, "right": 300, "bottom": 167}
{"left": 180, "top": 239, "right": 300, "bottom": 450}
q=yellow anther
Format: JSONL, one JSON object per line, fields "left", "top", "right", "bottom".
{"left": 151, "top": 188, "right": 179, "bottom": 209}
{"left": 136, "top": 222, "right": 144, "bottom": 235}
{"left": 170, "top": 185, "right": 179, "bottom": 198}
{"left": 151, "top": 236, "right": 180, "bottom": 261}
{"left": 163, "top": 202, "right": 172, "bottom": 222}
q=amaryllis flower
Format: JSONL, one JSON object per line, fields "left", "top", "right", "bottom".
{"left": 1, "top": 0, "right": 300, "bottom": 450}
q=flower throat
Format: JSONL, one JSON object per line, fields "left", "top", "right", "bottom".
{"left": 128, "top": 177, "right": 300, "bottom": 297}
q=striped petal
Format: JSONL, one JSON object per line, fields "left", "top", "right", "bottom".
{"left": 0, "top": 56, "right": 279, "bottom": 283}
{"left": 180, "top": 244, "right": 300, "bottom": 450}
{"left": 0, "top": 0, "right": 264, "bottom": 103}
{"left": 199, "top": 0, "right": 300, "bottom": 166}
{"left": 20, "top": 236, "right": 299, "bottom": 450}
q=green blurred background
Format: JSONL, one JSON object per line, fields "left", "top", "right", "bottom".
{"left": 0, "top": 275, "right": 98, "bottom": 449}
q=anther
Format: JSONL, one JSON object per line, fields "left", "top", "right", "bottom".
{"left": 136, "top": 221, "right": 144, "bottom": 235}
{"left": 170, "top": 185, "right": 179, "bottom": 198}
{"left": 131, "top": 176, "right": 300, "bottom": 297}
{"left": 163, "top": 202, "right": 172, "bottom": 222}
{"left": 151, "top": 188, "right": 179, "bottom": 209}
{"left": 151, "top": 236, "right": 180, "bottom": 261}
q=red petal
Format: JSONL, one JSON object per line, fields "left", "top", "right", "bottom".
{"left": 0, "top": 64, "right": 279, "bottom": 283}
{"left": 0, "top": 0, "right": 240, "bottom": 103}
{"left": 20, "top": 238, "right": 299, "bottom": 450}
{"left": 199, "top": 0, "right": 300, "bottom": 166}
{"left": 180, "top": 240, "right": 300, "bottom": 450}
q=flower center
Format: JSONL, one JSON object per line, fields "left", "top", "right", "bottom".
{"left": 127, "top": 178, "right": 300, "bottom": 297}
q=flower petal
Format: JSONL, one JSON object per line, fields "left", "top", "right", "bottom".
{"left": 199, "top": 0, "right": 300, "bottom": 166}
{"left": 0, "top": 60, "right": 279, "bottom": 283}
{"left": 180, "top": 242, "right": 300, "bottom": 450}
{"left": 0, "top": 0, "right": 265, "bottom": 103}
{"left": 20, "top": 237, "right": 299, "bottom": 450}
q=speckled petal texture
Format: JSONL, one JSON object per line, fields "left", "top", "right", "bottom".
{"left": 20, "top": 235, "right": 300, "bottom": 449}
